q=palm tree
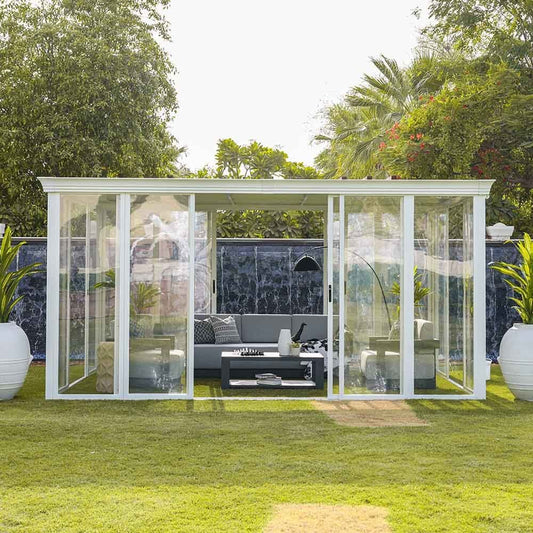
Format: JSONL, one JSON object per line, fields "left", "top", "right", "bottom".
{"left": 316, "top": 54, "right": 437, "bottom": 179}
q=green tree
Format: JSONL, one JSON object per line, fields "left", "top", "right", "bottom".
{"left": 214, "top": 139, "right": 287, "bottom": 179}
{"left": 379, "top": 64, "right": 518, "bottom": 179}
{"left": 190, "top": 139, "right": 324, "bottom": 238}
{"left": 315, "top": 54, "right": 438, "bottom": 179}
{"left": 0, "top": 0, "right": 182, "bottom": 236}
{"left": 421, "top": 1, "right": 533, "bottom": 234}
{"left": 425, "top": 0, "right": 533, "bottom": 69}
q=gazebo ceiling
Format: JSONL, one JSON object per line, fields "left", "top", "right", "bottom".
{"left": 194, "top": 192, "right": 328, "bottom": 211}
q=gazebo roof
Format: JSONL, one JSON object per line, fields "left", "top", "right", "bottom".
{"left": 39, "top": 178, "right": 494, "bottom": 211}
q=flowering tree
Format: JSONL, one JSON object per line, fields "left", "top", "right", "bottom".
{"left": 379, "top": 64, "right": 518, "bottom": 181}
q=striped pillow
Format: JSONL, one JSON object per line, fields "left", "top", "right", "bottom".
{"left": 209, "top": 315, "right": 242, "bottom": 344}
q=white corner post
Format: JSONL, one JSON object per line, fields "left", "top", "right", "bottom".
{"left": 401, "top": 195, "right": 415, "bottom": 398}
{"left": 117, "top": 193, "right": 131, "bottom": 398}
{"left": 45, "top": 193, "right": 60, "bottom": 399}
{"left": 83, "top": 204, "right": 90, "bottom": 378}
{"left": 338, "top": 195, "right": 345, "bottom": 397}
{"left": 473, "top": 194, "right": 487, "bottom": 399}
{"left": 326, "top": 195, "right": 336, "bottom": 399}
{"left": 187, "top": 195, "right": 196, "bottom": 399}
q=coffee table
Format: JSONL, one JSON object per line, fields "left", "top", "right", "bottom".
{"left": 220, "top": 351, "right": 324, "bottom": 389}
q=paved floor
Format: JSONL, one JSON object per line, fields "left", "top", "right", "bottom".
{"left": 311, "top": 400, "right": 428, "bottom": 427}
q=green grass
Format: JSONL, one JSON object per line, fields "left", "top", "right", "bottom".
{"left": 1, "top": 365, "right": 533, "bottom": 532}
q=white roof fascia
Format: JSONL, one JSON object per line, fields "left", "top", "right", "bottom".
{"left": 38, "top": 177, "right": 494, "bottom": 197}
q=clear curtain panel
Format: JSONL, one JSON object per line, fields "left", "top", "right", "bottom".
{"left": 129, "top": 195, "right": 190, "bottom": 394}
{"left": 59, "top": 195, "right": 117, "bottom": 395}
{"left": 414, "top": 197, "right": 474, "bottom": 395}
{"left": 194, "top": 211, "right": 211, "bottom": 314}
{"left": 343, "top": 197, "right": 402, "bottom": 395}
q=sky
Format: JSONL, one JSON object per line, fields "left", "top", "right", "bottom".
{"left": 166, "top": 0, "right": 430, "bottom": 171}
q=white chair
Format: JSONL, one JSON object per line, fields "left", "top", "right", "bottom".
{"left": 360, "top": 319, "right": 439, "bottom": 390}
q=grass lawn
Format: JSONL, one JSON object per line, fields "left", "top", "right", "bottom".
{"left": 1, "top": 365, "right": 533, "bottom": 532}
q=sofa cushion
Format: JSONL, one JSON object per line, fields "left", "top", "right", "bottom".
{"left": 210, "top": 315, "right": 242, "bottom": 344}
{"left": 415, "top": 319, "right": 434, "bottom": 340}
{"left": 130, "top": 349, "right": 185, "bottom": 380}
{"left": 194, "top": 318, "right": 215, "bottom": 344}
{"left": 241, "top": 314, "right": 291, "bottom": 343}
{"left": 389, "top": 320, "right": 432, "bottom": 340}
{"left": 195, "top": 314, "right": 242, "bottom": 336}
{"left": 292, "top": 315, "right": 327, "bottom": 341}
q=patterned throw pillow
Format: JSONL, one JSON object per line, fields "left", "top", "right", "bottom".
{"left": 194, "top": 319, "right": 216, "bottom": 344}
{"left": 209, "top": 315, "right": 242, "bottom": 344}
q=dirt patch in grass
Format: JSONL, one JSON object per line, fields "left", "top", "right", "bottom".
{"left": 264, "top": 504, "right": 391, "bottom": 532}
{"left": 311, "top": 400, "right": 428, "bottom": 427}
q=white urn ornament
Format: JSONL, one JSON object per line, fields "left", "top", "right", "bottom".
{"left": 486, "top": 223, "right": 514, "bottom": 241}
{"left": 0, "top": 227, "right": 41, "bottom": 400}
{"left": 491, "top": 234, "right": 533, "bottom": 401}
{"left": 277, "top": 329, "right": 292, "bottom": 356}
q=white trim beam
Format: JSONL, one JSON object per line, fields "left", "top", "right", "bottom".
{"left": 39, "top": 177, "right": 494, "bottom": 197}
{"left": 326, "top": 196, "right": 335, "bottom": 399}
{"left": 187, "top": 195, "right": 196, "bottom": 399}
{"left": 401, "top": 196, "right": 415, "bottom": 397}
{"left": 117, "top": 194, "right": 131, "bottom": 398}
{"left": 473, "top": 196, "right": 487, "bottom": 399}
{"left": 45, "top": 194, "right": 60, "bottom": 399}
{"left": 338, "top": 196, "right": 345, "bottom": 397}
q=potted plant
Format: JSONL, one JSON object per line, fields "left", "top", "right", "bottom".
{"left": 130, "top": 282, "right": 161, "bottom": 336}
{"left": 388, "top": 267, "right": 431, "bottom": 340}
{"left": 93, "top": 270, "right": 160, "bottom": 337}
{"left": 0, "top": 227, "right": 41, "bottom": 400}
{"left": 289, "top": 341, "right": 301, "bottom": 357}
{"left": 491, "top": 233, "right": 533, "bottom": 400}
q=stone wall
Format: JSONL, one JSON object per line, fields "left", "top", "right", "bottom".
{"left": 10, "top": 238, "right": 520, "bottom": 361}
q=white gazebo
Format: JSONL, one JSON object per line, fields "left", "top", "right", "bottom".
{"left": 39, "top": 177, "right": 493, "bottom": 400}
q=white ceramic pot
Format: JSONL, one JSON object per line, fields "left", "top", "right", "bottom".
{"left": 290, "top": 346, "right": 301, "bottom": 357}
{"left": 498, "top": 323, "right": 533, "bottom": 401}
{"left": 0, "top": 323, "right": 32, "bottom": 400}
{"left": 277, "top": 329, "right": 292, "bottom": 356}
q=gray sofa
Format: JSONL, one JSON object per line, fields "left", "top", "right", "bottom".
{"left": 194, "top": 314, "right": 327, "bottom": 375}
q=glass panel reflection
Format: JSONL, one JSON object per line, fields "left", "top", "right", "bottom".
{"left": 129, "top": 195, "right": 190, "bottom": 394}
{"left": 59, "top": 195, "right": 117, "bottom": 395}
{"left": 414, "top": 197, "right": 474, "bottom": 395}
{"left": 343, "top": 197, "right": 402, "bottom": 395}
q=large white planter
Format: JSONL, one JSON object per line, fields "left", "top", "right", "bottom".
{"left": 498, "top": 323, "right": 533, "bottom": 401}
{"left": 0, "top": 323, "right": 32, "bottom": 400}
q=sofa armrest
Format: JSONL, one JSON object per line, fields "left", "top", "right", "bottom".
{"left": 368, "top": 336, "right": 388, "bottom": 344}
{"left": 368, "top": 338, "right": 440, "bottom": 352}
